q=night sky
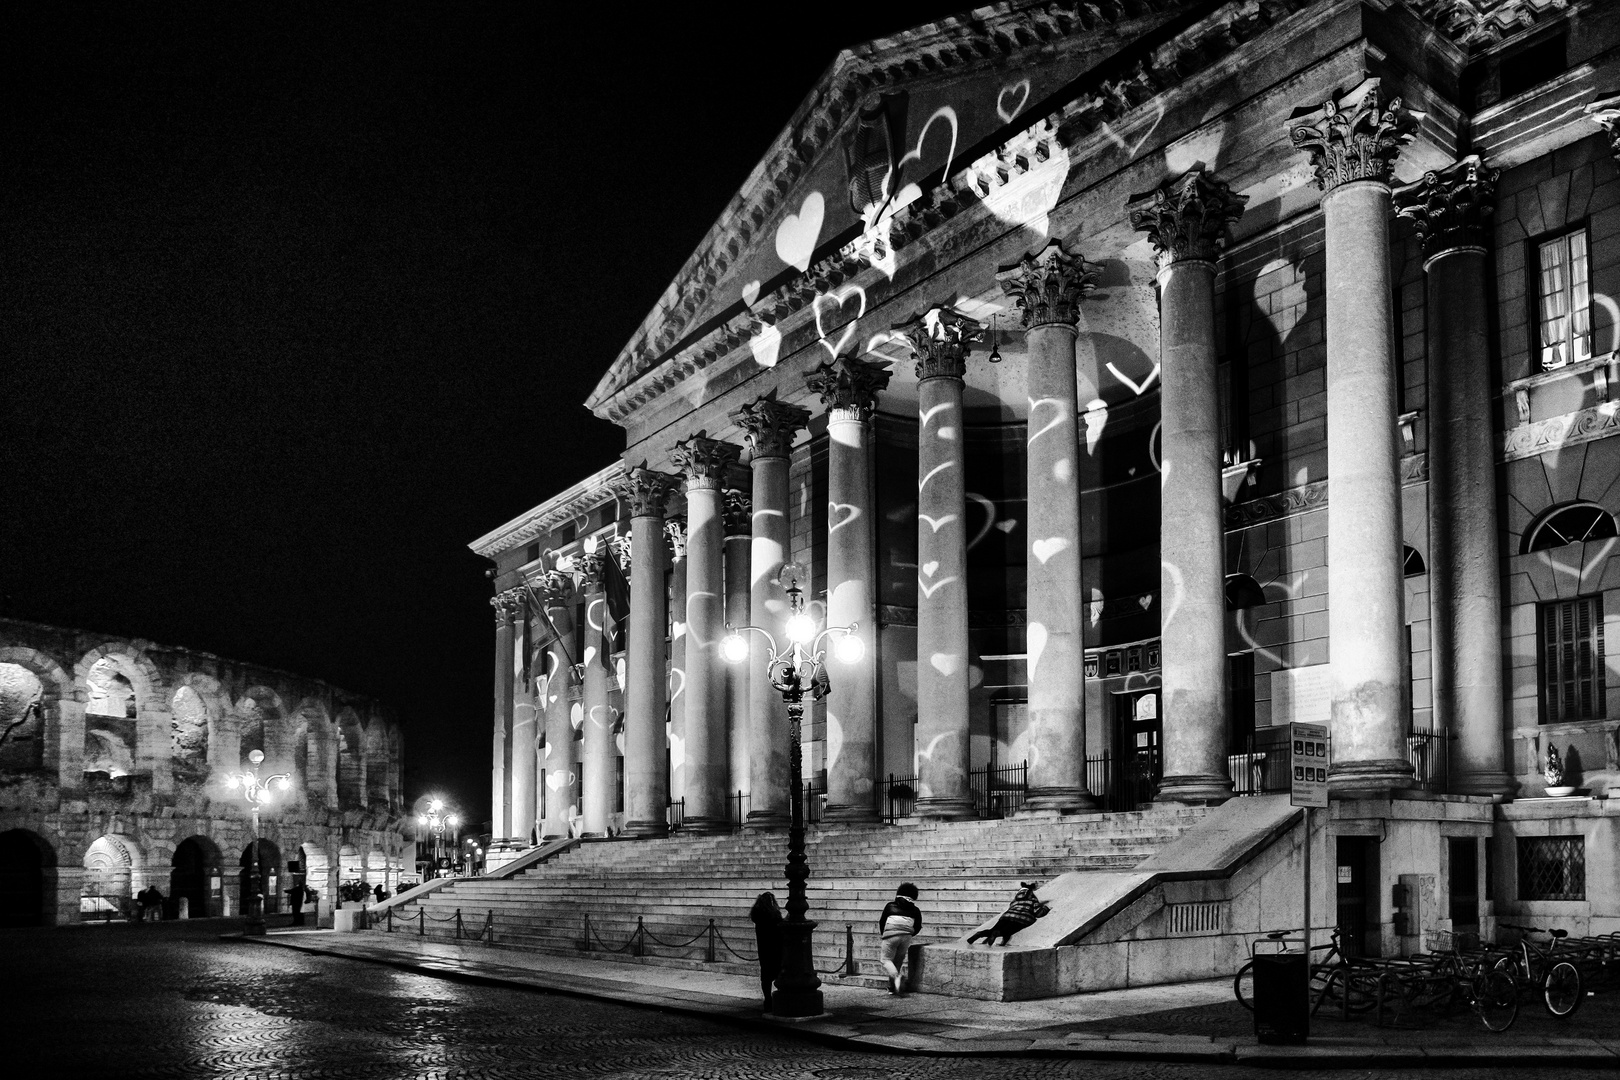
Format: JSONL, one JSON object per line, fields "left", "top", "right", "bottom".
{"left": 2, "top": 3, "right": 957, "bottom": 827}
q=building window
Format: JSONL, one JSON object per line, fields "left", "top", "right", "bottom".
{"left": 1525, "top": 503, "right": 1618, "bottom": 552}
{"left": 1517, "top": 836, "right": 1585, "bottom": 901}
{"left": 1540, "top": 596, "right": 1606, "bottom": 724}
{"left": 1534, "top": 226, "right": 1593, "bottom": 372}
{"left": 1403, "top": 545, "right": 1427, "bottom": 576}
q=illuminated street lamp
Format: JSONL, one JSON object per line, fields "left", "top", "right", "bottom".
{"left": 416, "top": 798, "right": 460, "bottom": 877}
{"left": 224, "top": 749, "right": 292, "bottom": 936}
{"left": 721, "top": 562, "right": 861, "bottom": 1018}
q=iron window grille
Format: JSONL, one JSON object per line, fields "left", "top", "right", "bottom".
{"left": 1540, "top": 595, "right": 1606, "bottom": 724}
{"left": 1517, "top": 836, "right": 1585, "bottom": 901}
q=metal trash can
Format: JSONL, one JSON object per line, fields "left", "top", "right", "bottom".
{"left": 1253, "top": 949, "right": 1309, "bottom": 1044}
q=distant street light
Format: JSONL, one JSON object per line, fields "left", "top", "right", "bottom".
{"left": 224, "top": 749, "right": 291, "bottom": 936}
{"left": 416, "top": 798, "right": 460, "bottom": 878}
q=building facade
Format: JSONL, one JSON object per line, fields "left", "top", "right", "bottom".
{"left": 0, "top": 619, "right": 409, "bottom": 926}
{"left": 475, "top": 0, "right": 1620, "bottom": 946}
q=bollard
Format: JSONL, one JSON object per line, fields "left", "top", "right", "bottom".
{"left": 419, "top": 908, "right": 425, "bottom": 937}
{"left": 455, "top": 908, "right": 463, "bottom": 940}
{"left": 386, "top": 906, "right": 394, "bottom": 932}
{"left": 582, "top": 912, "right": 591, "bottom": 953}
{"left": 706, "top": 920, "right": 717, "bottom": 964}
{"left": 845, "top": 924, "right": 856, "bottom": 976}
{"left": 634, "top": 916, "right": 646, "bottom": 957}
{"left": 484, "top": 910, "right": 495, "bottom": 944}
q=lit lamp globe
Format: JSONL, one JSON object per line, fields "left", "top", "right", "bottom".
{"left": 720, "top": 633, "right": 750, "bottom": 665}
{"left": 834, "top": 634, "right": 864, "bottom": 665}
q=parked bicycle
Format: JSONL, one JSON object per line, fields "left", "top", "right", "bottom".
{"left": 1233, "top": 928, "right": 1378, "bottom": 1019}
{"left": 1371, "top": 936, "right": 1518, "bottom": 1033}
{"left": 1495, "top": 923, "right": 1585, "bottom": 1017}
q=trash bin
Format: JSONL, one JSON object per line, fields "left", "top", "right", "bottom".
{"left": 1253, "top": 949, "right": 1309, "bottom": 1044}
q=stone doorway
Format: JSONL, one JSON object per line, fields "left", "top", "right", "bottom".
{"left": 0, "top": 829, "right": 52, "bottom": 927}
{"left": 170, "top": 836, "right": 222, "bottom": 918}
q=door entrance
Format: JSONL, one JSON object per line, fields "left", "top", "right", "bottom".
{"left": 1335, "top": 836, "right": 1381, "bottom": 957}
{"left": 1449, "top": 837, "right": 1480, "bottom": 935}
{"left": 1113, "top": 690, "right": 1161, "bottom": 809}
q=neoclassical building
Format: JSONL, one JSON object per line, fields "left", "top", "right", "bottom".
{"left": 475, "top": 0, "right": 1620, "bottom": 947}
{"left": 0, "top": 619, "right": 410, "bottom": 926}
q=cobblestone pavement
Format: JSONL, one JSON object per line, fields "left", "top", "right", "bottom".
{"left": 0, "top": 921, "right": 1589, "bottom": 1079}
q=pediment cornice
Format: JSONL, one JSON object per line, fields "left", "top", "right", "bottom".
{"left": 468, "top": 461, "right": 627, "bottom": 558}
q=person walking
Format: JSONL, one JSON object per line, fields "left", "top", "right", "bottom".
{"left": 749, "top": 891, "right": 784, "bottom": 1013}
{"left": 287, "top": 883, "right": 307, "bottom": 926}
{"left": 877, "top": 882, "right": 921, "bottom": 995}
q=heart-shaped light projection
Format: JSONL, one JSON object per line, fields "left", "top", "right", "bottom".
{"left": 775, "top": 191, "right": 824, "bottom": 272}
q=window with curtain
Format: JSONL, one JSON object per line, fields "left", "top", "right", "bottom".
{"left": 1540, "top": 595, "right": 1606, "bottom": 724}
{"left": 1535, "top": 226, "right": 1593, "bottom": 372}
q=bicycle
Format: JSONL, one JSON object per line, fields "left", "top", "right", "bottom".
{"left": 1372, "top": 936, "right": 1518, "bottom": 1033}
{"left": 1233, "top": 928, "right": 1378, "bottom": 1018}
{"left": 1494, "top": 923, "right": 1584, "bottom": 1017}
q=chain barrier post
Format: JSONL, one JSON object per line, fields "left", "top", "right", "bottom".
{"left": 582, "top": 912, "right": 591, "bottom": 953}
{"left": 634, "top": 916, "right": 646, "bottom": 957}
{"left": 484, "top": 909, "right": 494, "bottom": 944}
{"left": 845, "top": 924, "right": 855, "bottom": 976}
{"left": 455, "top": 908, "right": 463, "bottom": 940}
{"left": 419, "top": 908, "right": 425, "bottom": 936}
{"left": 386, "top": 905, "right": 393, "bottom": 932}
{"left": 706, "top": 919, "right": 717, "bottom": 963}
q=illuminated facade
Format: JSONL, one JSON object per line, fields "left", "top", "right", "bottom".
{"left": 474, "top": 0, "right": 1620, "bottom": 955}
{"left": 0, "top": 618, "right": 409, "bottom": 926}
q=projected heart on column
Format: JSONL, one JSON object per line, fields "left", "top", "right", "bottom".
{"left": 1032, "top": 537, "right": 1070, "bottom": 564}
{"left": 814, "top": 284, "right": 866, "bottom": 359}
{"left": 775, "top": 190, "right": 825, "bottom": 273}
{"left": 1027, "top": 622, "right": 1048, "bottom": 682}
{"left": 829, "top": 501, "right": 862, "bottom": 533}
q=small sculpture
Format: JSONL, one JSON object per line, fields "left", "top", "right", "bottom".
{"left": 1545, "top": 744, "right": 1565, "bottom": 788}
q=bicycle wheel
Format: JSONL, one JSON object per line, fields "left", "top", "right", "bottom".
{"left": 1473, "top": 970, "right": 1518, "bottom": 1033}
{"left": 1233, "top": 960, "right": 1255, "bottom": 1012}
{"left": 1543, "top": 960, "right": 1583, "bottom": 1017}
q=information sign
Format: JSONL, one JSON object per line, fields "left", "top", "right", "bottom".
{"left": 1290, "top": 722, "right": 1329, "bottom": 808}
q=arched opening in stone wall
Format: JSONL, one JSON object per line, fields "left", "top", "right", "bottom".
{"left": 293, "top": 701, "right": 332, "bottom": 804}
{"left": 239, "top": 838, "right": 283, "bottom": 915}
{"left": 364, "top": 723, "right": 389, "bottom": 806}
{"left": 364, "top": 850, "right": 390, "bottom": 892}
{"left": 81, "top": 835, "right": 139, "bottom": 919}
{"left": 299, "top": 842, "right": 330, "bottom": 909}
{"left": 83, "top": 658, "right": 139, "bottom": 778}
{"left": 0, "top": 662, "right": 46, "bottom": 771}
{"left": 336, "top": 709, "right": 364, "bottom": 809}
{"left": 338, "top": 844, "right": 363, "bottom": 892}
{"left": 0, "top": 829, "right": 55, "bottom": 927}
{"left": 236, "top": 689, "right": 285, "bottom": 774}
{"left": 170, "top": 835, "right": 223, "bottom": 919}
{"left": 170, "top": 686, "right": 210, "bottom": 781}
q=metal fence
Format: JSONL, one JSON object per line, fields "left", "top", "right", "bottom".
{"left": 970, "top": 759, "right": 1028, "bottom": 818}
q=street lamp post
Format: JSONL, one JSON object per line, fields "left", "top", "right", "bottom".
{"left": 722, "top": 562, "right": 863, "bottom": 1018}
{"left": 416, "top": 800, "right": 459, "bottom": 878}
{"left": 224, "top": 749, "right": 292, "bottom": 936}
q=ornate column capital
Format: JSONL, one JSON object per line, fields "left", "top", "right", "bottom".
{"left": 894, "top": 305, "right": 981, "bottom": 381}
{"left": 995, "top": 240, "right": 1102, "bottom": 326}
{"left": 618, "top": 464, "right": 675, "bottom": 518}
{"left": 669, "top": 432, "right": 742, "bottom": 490}
{"left": 1126, "top": 167, "right": 1248, "bottom": 267}
{"left": 575, "top": 552, "right": 607, "bottom": 592}
{"left": 722, "top": 489, "right": 752, "bottom": 539}
{"left": 1288, "top": 78, "right": 1421, "bottom": 192}
{"left": 1584, "top": 91, "right": 1620, "bottom": 161}
{"left": 491, "top": 589, "right": 524, "bottom": 626}
{"left": 732, "top": 393, "right": 810, "bottom": 459}
{"left": 534, "top": 569, "right": 574, "bottom": 607}
{"left": 805, "top": 354, "right": 893, "bottom": 421}
{"left": 665, "top": 517, "right": 687, "bottom": 561}
{"left": 1393, "top": 155, "right": 1500, "bottom": 259}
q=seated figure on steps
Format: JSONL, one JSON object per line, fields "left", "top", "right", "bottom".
{"left": 966, "top": 882, "right": 1049, "bottom": 946}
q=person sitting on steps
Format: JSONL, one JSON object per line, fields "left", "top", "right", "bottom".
{"left": 966, "top": 881, "right": 1050, "bottom": 946}
{"left": 877, "top": 882, "right": 921, "bottom": 995}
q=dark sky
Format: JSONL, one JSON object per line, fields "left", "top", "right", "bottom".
{"left": 2, "top": 2, "right": 958, "bottom": 826}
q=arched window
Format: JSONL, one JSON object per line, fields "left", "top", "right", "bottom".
{"left": 1524, "top": 503, "right": 1619, "bottom": 553}
{"left": 1225, "top": 574, "right": 1266, "bottom": 611}
{"left": 1404, "top": 545, "right": 1427, "bottom": 577}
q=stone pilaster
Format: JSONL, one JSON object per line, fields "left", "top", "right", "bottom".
{"left": 1585, "top": 92, "right": 1620, "bottom": 162}
{"left": 1395, "top": 157, "right": 1513, "bottom": 799}
{"left": 536, "top": 571, "right": 580, "bottom": 839}
{"left": 575, "top": 553, "right": 614, "bottom": 837}
{"left": 723, "top": 488, "right": 753, "bottom": 817}
{"left": 896, "top": 306, "right": 979, "bottom": 819}
{"left": 1289, "top": 78, "right": 1419, "bottom": 795}
{"left": 490, "top": 590, "right": 521, "bottom": 840}
{"left": 805, "top": 355, "right": 892, "bottom": 822}
{"left": 1128, "top": 167, "right": 1247, "bottom": 805}
{"left": 670, "top": 435, "right": 744, "bottom": 833}
{"left": 732, "top": 396, "right": 810, "bottom": 828}
{"left": 617, "top": 466, "right": 675, "bottom": 837}
{"left": 997, "top": 242, "right": 1101, "bottom": 812}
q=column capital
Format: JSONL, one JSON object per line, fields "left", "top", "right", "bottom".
{"left": 491, "top": 589, "right": 524, "bottom": 626}
{"left": 894, "top": 305, "right": 981, "bottom": 381}
{"left": 995, "top": 240, "right": 1102, "bottom": 326}
{"left": 1287, "top": 78, "right": 1420, "bottom": 192}
{"left": 618, "top": 464, "right": 675, "bottom": 518}
{"left": 534, "top": 569, "right": 574, "bottom": 606}
{"left": 665, "top": 517, "right": 687, "bottom": 561}
{"left": 722, "top": 489, "right": 752, "bottom": 539}
{"left": 669, "top": 432, "right": 742, "bottom": 490}
{"left": 1584, "top": 91, "right": 1620, "bottom": 162}
{"left": 732, "top": 393, "right": 810, "bottom": 459}
{"left": 805, "top": 354, "right": 893, "bottom": 421}
{"left": 1393, "top": 155, "right": 1500, "bottom": 259}
{"left": 575, "top": 552, "right": 608, "bottom": 592}
{"left": 1126, "top": 167, "right": 1247, "bottom": 267}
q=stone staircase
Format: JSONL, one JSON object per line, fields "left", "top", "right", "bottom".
{"left": 364, "top": 807, "right": 1207, "bottom": 989}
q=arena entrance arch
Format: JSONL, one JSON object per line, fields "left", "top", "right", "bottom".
{"left": 239, "top": 839, "right": 283, "bottom": 915}
{"left": 0, "top": 829, "right": 55, "bottom": 927}
{"left": 170, "top": 836, "right": 223, "bottom": 918}
{"left": 82, "top": 835, "right": 140, "bottom": 919}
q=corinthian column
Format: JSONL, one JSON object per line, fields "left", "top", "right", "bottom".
{"left": 490, "top": 591, "right": 519, "bottom": 840}
{"left": 576, "top": 552, "right": 614, "bottom": 837}
{"left": 734, "top": 396, "right": 810, "bottom": 828}
{"left": 806, "top": 355, "right": 892, "bottom": 822}
{"left": 897, "top": 306, "right": 978, "bottom": 819}
{"left": 666, "top": 518, "right": 688, "bottom": 808}
{"left": 1128, "top": 168, "right": 1248, "bottom": 804}
{"left": 1395, "top": 156, "right": 1513, "bottom": 799}
{"left": 670, "top": 434, "right": 743, "bottom": 832}
{"left": 1288, "top": 78, "right": 1420, "bottom": 795}
{"left": 537, "top": 571, "right": 580, "bottom": 839}
{"left": 619, "top": 466, "right": 676, "bottom": 837}
{"left": 998, "top": 242, "right": 1101, "bottom": 813}
{"left": 724, "top": 488, "right": 752, "bottom": 818}
{"left": 511, "top": 591, "right": 540, "bottom": 844}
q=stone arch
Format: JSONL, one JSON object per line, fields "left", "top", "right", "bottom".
{"left": 0, "top": 828, "right": 57, "bottom": 927}
{"left": 74, "top": 645, "right": 167, "bottom": 783}
{"left": 365, "top": 849, "right": 390, "bottom": 890}
{"left": 337, "top": 843, "right": 363, "bottom": 888}
{"left": 292, "top": 698, "right": 334, "bottom": 805}
{"left": 336, "top": 707, "right": 365, "bottom": 809}
{"left": 235, "top": 686, "right": 288, "bottom": 775}
{"left": 73, "top": 643, "right": 166, "bottom": 716}
{"left": 170, "top": 834, "right": 223, "bottom": 918}
{"left": 364, "top": 719, "right": 390, "bottom": 806}
{"left": 239, "top": 837, "right": 284, "bottom": 915}
{"left": 0, "top": 652, "right": 54, "bottom": 771}
{"left": 169, "top": 686, "right": 210, "bottom": 780}
{"left": 170, "top": 672, "right": 228, "bottom": 777}
{"left": 387, "top": 725, "right": 404, "bottom": 806}
{"left": 81, "top": 833, "right": 143, "bottom": 916}
{"left": 0, "top": 647, "right": 71, "bottom": 775}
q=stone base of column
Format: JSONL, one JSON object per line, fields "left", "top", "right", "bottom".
{"left": 1154, "top": 774, "right": 1234, "bottom": 805}
{"left": 622, "top": 819, "right": 669, "bottom": 839}
{"left": 914, "top": 796, "right": 976, "bottom": 820}
{"left": 822, "top": 802, "right": 879, "bottom": 824}
{"left": 1022, "top": 787, "right": 1098, "bottom": 813}
{"left": 1328, "top": 759, "right": 1414, "bottom": 798}
{"left": 682, "top": 817, "right": 734, "bottom": 835}
{"left": 744, "top": 810, "right": 789, "bottom": 830}
{"left": 1450, "top": 770, "right": 1515, "bottom": 801}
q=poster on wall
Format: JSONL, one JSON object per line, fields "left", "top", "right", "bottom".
{"left": 1271, "top": 664, "right": 1332, "bottom": 726}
